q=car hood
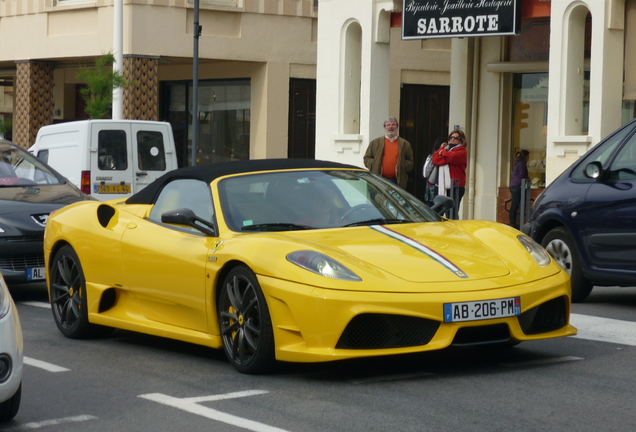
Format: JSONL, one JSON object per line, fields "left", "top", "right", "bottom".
{"left": 332, "top": 223, "right": 508, "bottom": 282}
{"left": 336, "top": 223, "right": 509, "bottom": 282}
{"left": 0, "top": 187, "right": 83, "bottom": 236}
{"left": 257, "top": 221, "right": 526, "bottom": 284}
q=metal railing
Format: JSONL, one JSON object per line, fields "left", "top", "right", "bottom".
{"left": 448, "top": 179, "right": 460, "bottom": 220}
{"left": 519, "top": 178, "right": 532, "bottom": 228}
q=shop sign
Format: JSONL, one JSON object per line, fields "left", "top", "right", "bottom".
{"left": 402, "top": 0, "right": 522, "bottom": 40}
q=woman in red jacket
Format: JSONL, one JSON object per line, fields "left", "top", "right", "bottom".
{"left": 432, "top": 129, "right": 467, "bottom": 215}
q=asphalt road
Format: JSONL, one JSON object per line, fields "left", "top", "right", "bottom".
{"left": 3, "top": 283, "right": 636, "bottom": 432}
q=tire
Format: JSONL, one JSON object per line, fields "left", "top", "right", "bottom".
{"left": 218, "top": 265, "right": 275, "bottom": 374}
{"left": 0, "top": 383, "right": 21, "bottom": 422}
{"left": 49, "top": 245, "right": 108, "bottom": 338}
{"left": 541, "top": 227, "right": 593, "bottom": 302}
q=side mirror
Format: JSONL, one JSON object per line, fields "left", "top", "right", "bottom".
{"left": 584, "top": 161, "right": 603, "bottom": 179}
{"left": 430, "top": 195, "right": 455, "bottom": 216}
{"left": 161, "top": 208, "right": 216, "bottom": 236}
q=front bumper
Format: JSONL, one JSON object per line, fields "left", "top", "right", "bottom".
{"left": 259, "top": 270, "right": 576, "bottom": 363}
{"left": 0, "top": 237, "right": 46, "bottom": 284}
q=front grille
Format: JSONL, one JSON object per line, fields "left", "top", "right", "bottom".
{"left": 336, "top": 313, "right": 440, "bottom": 349}
{"left": 0, "top": 253, "right": 45, "bottom": 271}
{"left": 518, "top": 296, "right": 567, "bottom": 335}
{"left": 452, "top": 323, "right": 511, "bottom": 346}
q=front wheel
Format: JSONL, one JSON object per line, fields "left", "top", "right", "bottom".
{"left": 49, "top": 245, "right": 108, "bottom": 338}
{"left": 218, "top": 265, "right": 275, "bottom": 374}
{"left": 0, "top": 383, "right": 21, "bottom": 422}
{"left": 541, "top": 227, "right": 593, "bottom": 302}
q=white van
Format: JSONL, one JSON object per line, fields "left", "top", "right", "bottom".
{"left": 29, "top": 120, "right": 178, "bottom": 200}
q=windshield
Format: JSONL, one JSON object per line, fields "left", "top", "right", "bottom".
{"left": 219, "top": 169, "right": 441, "bottom": 232}
{"left": 0, "top": 142, "right": 62, "bottom": 187}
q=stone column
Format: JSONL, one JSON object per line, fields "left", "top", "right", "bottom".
{"left": 122, "top": 55, "right": 159, "bottom": 121}
{"left": 13, "top": 61, "right": 55, "bottom": 149}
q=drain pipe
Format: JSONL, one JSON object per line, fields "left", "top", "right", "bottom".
{"left": 467, "top": 38, "right": 481, "bottom": 220}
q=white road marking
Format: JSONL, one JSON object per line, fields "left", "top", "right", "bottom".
{"left": 499, "top": 356, "right": 584, "bottom": 368}
{"left": 181, "top": 390, "right": 269, "bottom": 403}
{"left": 570, "top": 313, "right": 636, "bottom": 347}
{"left": 23, "top": 357, "right": 70, "bottom": 373}
{"left": 14, "top": 415, "right": 97, "bottom": 430}
{"left": 20, "top": 301, "right": 51, "bottom": 309}
{"left": 139, "top": 391, "right": 290, "bottom": 432}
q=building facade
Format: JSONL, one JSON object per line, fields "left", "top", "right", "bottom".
{"left": 2, "top": 0, "right": 635, "bottom": 223}
{"left": 316, "top": 0, "right": 636, "bottom": 222}
{"left": 0, "top": 0, "right": 318, "bottom": 167}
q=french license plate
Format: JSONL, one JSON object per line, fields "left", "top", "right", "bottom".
{"left": 26, "top": 267, "right": 46, "bottom": 281}
{"left": 444, "top": 297, "right": 521, "bottom": 323}
{"left": 96, "top": 184, "right": 131, "bottom": 194}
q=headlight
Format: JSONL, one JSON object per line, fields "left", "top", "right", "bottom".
{"left": 0, "top": 276, "right": 10, "bottom": 319}
{"left": 517, "top": 235, "right": 551, "bottom": 267}
{"left": 287, "top": 251, "right": 362, "bottom": 281}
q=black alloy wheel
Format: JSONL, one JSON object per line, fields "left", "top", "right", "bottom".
{"left": 218, "top": 265, "right": 275, "bottom": 374}
{"left": 49, "top": 245, "right": 107, "bottom": 338}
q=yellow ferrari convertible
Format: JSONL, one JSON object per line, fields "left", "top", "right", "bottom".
{"left": 44, "top": 159, "right": 576, "bottom": 374}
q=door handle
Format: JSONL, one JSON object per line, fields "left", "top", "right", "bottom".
{"left": 136, "top": 172, "right": 148, "bottom": 176}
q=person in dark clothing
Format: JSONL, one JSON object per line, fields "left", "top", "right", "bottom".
{"left": 509, "top": 149, "right": 530, "bottom": 229}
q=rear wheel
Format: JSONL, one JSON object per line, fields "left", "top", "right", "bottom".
{"left": 542, "top": 227, "right": 593, "bottom": 302}
{"left": 0, "top": 383, "right": 21, "bottom": 422}
{"left": 49, "top": 245, "right": 109, "bottom": 338}
{"left": 218, "top": 266, "right": 275, "bottom": 374}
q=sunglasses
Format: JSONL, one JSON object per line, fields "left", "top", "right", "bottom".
{"left": 449, "top": 135, "right": 461, "bottom": 140}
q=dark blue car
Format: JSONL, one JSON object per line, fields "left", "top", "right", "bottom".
{"left": 523, "top": 118, "right": 636, "bottom": 302}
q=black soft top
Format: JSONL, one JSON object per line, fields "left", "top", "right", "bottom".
{"left": 126, "top": 158, "right": 362, "bottom": 205}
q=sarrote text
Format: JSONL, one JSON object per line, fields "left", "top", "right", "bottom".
{"left": 417, "top": 14, "right": 499, "bottom": 34}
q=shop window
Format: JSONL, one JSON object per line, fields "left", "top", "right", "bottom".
{"left": 512, "top": 73, "right": 635, "bottom": 188}
{"left": 512, "top": 73, "right": 548, "bottom": 188}
{"left": 160, "top": 79, "right": 250, "bottom": 167}
{"left": 191, "top": 80, "right": 250, "bottom": 165}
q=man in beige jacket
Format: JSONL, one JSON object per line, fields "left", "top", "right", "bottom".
{"left": 363, "top": 117, "right": 414, "bottom": 189}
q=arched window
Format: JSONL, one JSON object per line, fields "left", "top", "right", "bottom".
{"left": 342, "top": 20, "right": 362, "bottom": 134}
{"left": 563, "top": 5, "right": 589, "bottom": 135}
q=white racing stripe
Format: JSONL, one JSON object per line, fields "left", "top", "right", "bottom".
{"left": 139, "top": 391, "right": 289, "bottom": 432}
{"left": 23, "top": 357, "right": 70, "bottom": 372}
{"left": 570, "top": 313, "right": 636, "bottom": 347}
{"left": 370, "top": 225, "right": 468, "bottom": 278}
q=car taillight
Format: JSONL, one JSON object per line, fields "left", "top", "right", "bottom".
{"left": 81, "top": 170, "right": 91, "bottom": 194}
